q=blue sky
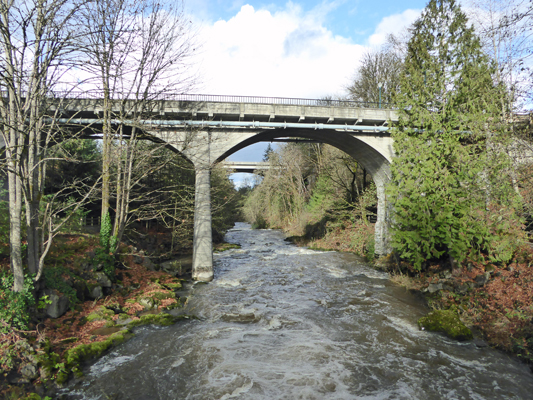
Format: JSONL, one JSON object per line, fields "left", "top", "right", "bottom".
{"left": 185, "top": 0, "right": 428, "bottom": 185}
{"left": 189, "top": 1, "right": 427, "bottom": 46}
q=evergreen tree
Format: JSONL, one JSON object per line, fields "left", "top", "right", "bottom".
{"left": 388, "top": 0, "right": 521, "bottom": 270}
{"left": 263, "top": 143, "right": 274, "bottom": 162}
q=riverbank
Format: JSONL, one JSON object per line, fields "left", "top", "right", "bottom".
{"left": 285, "top": 222, "right": 533, "bottom": 371}
{"left": 0, "top": 230, "right": 236, "bottom": 400}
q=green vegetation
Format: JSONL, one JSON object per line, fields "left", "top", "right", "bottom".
{"left": 243, "top": 143, "right": 376, "bottom": 258}
{"left": 58, "top": 329, "right": 134, "bottom": 384}
{"left": 214, "top": 242, "right": 241, "bottom": 252}
{"left": 42, "top": 266, "right": 79, "bottom": 307}
{"left": 388, "top": 0, "right": 523, "bottom": 270}
{"left": 0, "top": 272, "right": 35, "bottom": 333}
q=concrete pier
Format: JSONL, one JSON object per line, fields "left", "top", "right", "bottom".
{"left": 192, "top": 167, "right": 214, "bottom": 281}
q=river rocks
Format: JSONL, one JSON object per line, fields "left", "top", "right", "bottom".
{"left": 78, "top": 260, "right": 93, "bottom": 272}
{"left": 424, "top": 279, "right": 454, "bottom": 294}
{"left": 133, "top": 250, "right": 145, "bottom": 264}
{"left": 427, "top": 283, "right": 444, "bottom": 294}
{"left": 418, "top": 310, "right": 473, "bottom": 341}
{"left": 44, "top": 289, "right": 70, "bottom": 319}
{"left": 485, "top": 265, "right": 495, "bottom": 274}
{"left": 142, "top": 257, "right": 158, "bottom": 271}
{"left": 88, "top": 284, "right": 103, "bottom": 300}
{"left": 442, "top": 270, "right": 453, "bottom": 279}
{"left": 160, "top": 260, "right": 184, "bottom": 276}
{"left": 20, "top": 363, "right": 39, "bottom": 381}
{"left": 96, "top": 271, "right": 113, "bottom": 288}
{"left": 221, "top": 309, "right": 260, "bottom": 323}
{"left": 473, "top": 339, "right": 489, "bottom": 348}
{"left": 454, "top": 281, "right": 473, "bottom": 295}
{"left": 474, "top": 272, "right": 491, "bottom": 287}
{"left": 422, "top": 268, "right": 493, "bottom": 294}
{"left": 139, "top": 297, "right": 157, "bottom": 310}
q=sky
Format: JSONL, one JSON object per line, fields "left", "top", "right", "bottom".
{"left": 184, "top": 0, "right": 428, "bottom": 185}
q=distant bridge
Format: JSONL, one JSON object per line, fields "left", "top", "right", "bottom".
{"left": 221, "top": 161, "right": 271, "bottom": 173}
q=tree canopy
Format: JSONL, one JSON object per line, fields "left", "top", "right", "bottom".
{"left": 388, "top": 0, "right": 522, "bottom": 270}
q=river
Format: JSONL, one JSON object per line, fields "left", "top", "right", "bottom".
{"left": 62, "top": 222, "right": 533, "bottom": 399}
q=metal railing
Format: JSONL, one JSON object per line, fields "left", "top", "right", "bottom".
{"left": 50, "top": 91, "right": 392, "bottom": 109}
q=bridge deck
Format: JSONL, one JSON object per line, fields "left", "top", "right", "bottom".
{"left": 53, "top": 94, "right": 398, "bottom": 128}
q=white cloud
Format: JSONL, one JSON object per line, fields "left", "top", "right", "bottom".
{"left": 193, "top": 4, "right": 367, "bottom": 98}
{"left": 367, "top": 9, "right": 421, "bottom": 47}
{"left": 191, "top": 4, "right": 424, "bottom": 99}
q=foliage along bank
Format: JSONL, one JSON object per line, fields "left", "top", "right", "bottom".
{"left": 242, "top": 142, "right": 378, "bottom": 259}
{"left": 0, "top": 145, "right": 244, "bottom": 398}
{"left": 386, "top": 0, "right": 533, "bottom": 364}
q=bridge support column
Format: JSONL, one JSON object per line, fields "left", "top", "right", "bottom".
{"left": 374, "top": 184, "right": 392, "bottom": 256}
{"left": 192, "top": 167, "right": 214, "bottom": 281}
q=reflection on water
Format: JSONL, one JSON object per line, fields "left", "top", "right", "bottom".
{"left": 62, "top": 223, "right": 533, "bottom": 399}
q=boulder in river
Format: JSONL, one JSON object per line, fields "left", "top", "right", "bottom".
{"left": 418, "top": 310, "right": 473, "bottom": 341}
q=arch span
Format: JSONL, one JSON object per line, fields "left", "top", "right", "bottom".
{"left": 215, "top": 128, "right": 392, "bottom": 258}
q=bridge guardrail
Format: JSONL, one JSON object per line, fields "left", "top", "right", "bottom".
{"left": 44, "top": 91, "right": 392, "bottom": 109}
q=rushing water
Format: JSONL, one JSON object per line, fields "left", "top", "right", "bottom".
{"left": 63, "top": 223, "right": 533, "bottom": 399}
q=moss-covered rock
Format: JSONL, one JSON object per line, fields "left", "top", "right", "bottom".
{"left": 214, "top": 242, "right": 241, "bottom": 252}
{"left": 418, "top": 310, "right": 473, "bottom": 341}
{"left": 150, "top": 291, "right": 175, "bottom": 301}
{"left": 57, "top": 329, "right": 133, "bottom": 384}
{"left": 117, "top": 313, "right": 130, "bottom": 321}
{"left": 86, "top": 306, "right": 115, "bottom": 322}
{"left": 138, "top": 296, "right": 156, "bottom": 310}
{"left": 162, "top": 282, "right": 182, "bottom": 291}
{"left": 128, "top": 313, "right": 178, "bottom": 327}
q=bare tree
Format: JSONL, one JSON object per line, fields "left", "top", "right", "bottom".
{"left": 346, "top": 42, "right": 404, "bottom": 107}
{"left": 465, "top": 0, "right": 533, "bottom": 114}
{"left": 0, "top": 0, "right": 80, "bottom": 291}
{"left": 78, "top": 0, "right": 197, "bottom": 251}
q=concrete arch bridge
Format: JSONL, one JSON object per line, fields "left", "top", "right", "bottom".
{"left": 2, "top": 94, "right": 398, "bottom": 281}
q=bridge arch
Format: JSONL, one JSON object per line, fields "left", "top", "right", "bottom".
{"left": 144, "top": 125, "right": 395, "bottom": 281}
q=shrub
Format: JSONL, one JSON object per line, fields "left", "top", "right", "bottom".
{"left": 252, "top": 214, "right": 268, "bottom": 229}
{"left": 42, "top": 266, "right": 78, "bottom": 307}
{"left": 0, "top": 272, "right": 35, "bottom": 333}
{"left": 92, "top": 247, "right": 116, "bottom": 280}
